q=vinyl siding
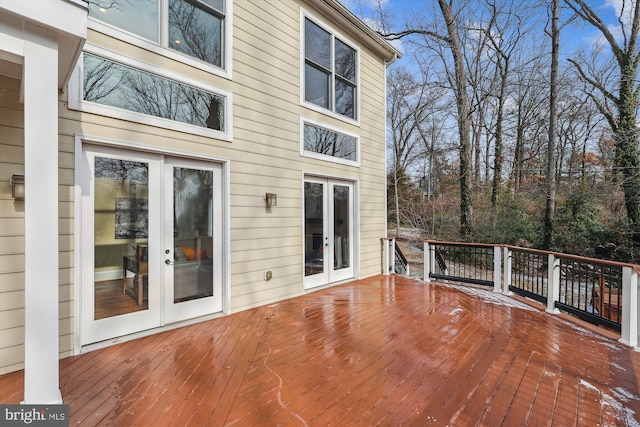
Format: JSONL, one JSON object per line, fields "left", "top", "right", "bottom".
{"left": 0, "top": 75, "right": 78, "bottom": 374}
{"left": 1, "top": 0, "right": 391, "bottom": 373}
{"left": 0, "top": 75, "right": 25, "bottom": 374}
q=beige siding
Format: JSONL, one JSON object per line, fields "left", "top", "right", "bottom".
{"left": 0, "top": 76, "right": 77, "bottom": 374}
{"left": 0, "top": 75, "right": 25, "bottom": 375}
{"left": 1, "top": 0, "right": 391, "bottom": 374}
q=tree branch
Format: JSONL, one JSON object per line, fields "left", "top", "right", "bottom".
{"left": 563, "top": 0, "right": 624, "bottom": 63}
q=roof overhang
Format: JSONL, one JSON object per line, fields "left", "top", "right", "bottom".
{"left": 0, "top": 0, "right": 88, "bottom": 89}
{"left": 308, "top": 0, "right": 401, "bottom": 65}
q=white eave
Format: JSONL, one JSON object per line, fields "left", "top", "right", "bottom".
{"left": 0, "top": 0, "right": 88, "bottom": 88}
{"left": 309, "top": 0, "right": 401, "bottom": 64}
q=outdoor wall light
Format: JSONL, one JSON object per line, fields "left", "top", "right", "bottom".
{"left": 265, "top": 193, "right": 277, "bottom": 207}
{"left": 10, "top": 174, "right": 24, "bottom": 201}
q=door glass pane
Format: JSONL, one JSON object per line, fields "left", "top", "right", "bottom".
{"left": 305, "top": 182, "right": 325, "bottom": 276}
{"left": 334, "top": 185, "right": 350, "bottom": 270}
{"left": 94, "top": 157, "right": 149, "bottom": 319}
{"left": 173, "top": 168, "right": 214, "bottom": 303}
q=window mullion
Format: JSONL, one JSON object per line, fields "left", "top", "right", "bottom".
{"left": 161, "top": 0, "right": 169, "bottom": 49}
{"left": 330, "top": 34, "right": 336, "bottom": 113}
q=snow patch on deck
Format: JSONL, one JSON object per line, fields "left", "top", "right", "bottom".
{"left": 437, "top": 282, "right": 537, "bottom": 311}
{"left": 580, "top": 379, "right": 640, "bottom": 427}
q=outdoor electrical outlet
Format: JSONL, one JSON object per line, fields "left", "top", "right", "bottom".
{"left": 265, "top": 270, "right": 273, "bottom": 281}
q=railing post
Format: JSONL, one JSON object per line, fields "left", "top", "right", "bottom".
{"left": 390, "top": 239, "right": 396, "bottom": 274}
{"left": 619, "top": 266, "right": 639, "bottom": 348}
{"left": 546, "top": 253, "right": 560, "bottom": 314}
{"left": 503, "top": 246, "right": 512, "bottom": 294}
{"left": 493, "top": 246, "right": 502, "bottom": 293}
{"left": 382, "top": 238, "right": 390, "bottom": 275}
{"left": 424, "top": 241, "right": 431, "bottom": 283}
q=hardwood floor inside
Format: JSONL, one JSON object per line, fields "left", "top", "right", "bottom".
{"left": 1, "top": 275, "right": 639, "bottom": 426}
{"left": 95, "top": 279, "right": 148, "bottom": 320}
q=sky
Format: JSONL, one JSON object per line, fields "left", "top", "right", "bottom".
{"left": 341, "top": 0, "right": 629, "bottom": 71}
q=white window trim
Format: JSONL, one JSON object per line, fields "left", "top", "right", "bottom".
{"left": 300, "top": 117, "right": 360, "bottom": 167}
{"left": 68, "top": 44, "right": 233, "bottom": 142}
{"left": 300, "top": 8, "right": 361, "bottom": 127}
{"left": 87, "top": 0, "right": 233, "bottom": 80}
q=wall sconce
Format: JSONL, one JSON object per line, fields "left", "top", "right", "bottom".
{"left": 265, "top": 193, "right": 277, "bottom": 207}
{"left": 10, "top": 174, "right": 24, "bottom": 201}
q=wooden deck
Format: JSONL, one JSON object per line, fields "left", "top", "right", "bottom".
{"left": 1, "top": 275, "right": 639, "bottom": 426}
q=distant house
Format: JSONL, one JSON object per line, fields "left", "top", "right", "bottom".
{"left": 0, "top": 0, "right": 399, "bottom": 403}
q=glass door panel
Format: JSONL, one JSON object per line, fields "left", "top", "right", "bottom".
{"left": 304, "top": 181, "right": 327, "bottom": 280}
{"left": 94, "top": 157, "right": 150, "bottom": 318}
{"left": 173, "top": 167, "right": 213, "bottom": 302}
{"left": 329, "top": 182, "right": 353, "bottom": 282}
{"left": 164, "top": 159, "right": 222, "bottom": 323}
{"left": 81, "top": 147, "right": 162, "bottom": 345}
{"left": 304, "top": 178, "right": 354, "bottom": 289}
{"left": 332, "top": 184, "right": 351, "bottom": 272}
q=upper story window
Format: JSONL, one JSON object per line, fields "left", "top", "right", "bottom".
{"left": 304, "top": 17, "right": 358, "bottom": 121}
{"left": 88, "top": 0, "right": 225, "bottom": 69}
{"left": 301, "top": 119, "right": 359, "bottom": 166}
{"left": 77, "top": 50, "right": 229, "bottom": 139}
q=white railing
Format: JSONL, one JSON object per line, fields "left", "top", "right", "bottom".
{"left": 421, "top": 241, "right": 640, "bottom": 349}
{"left": 381, "top": 238, "right": 409, "bottom": 275}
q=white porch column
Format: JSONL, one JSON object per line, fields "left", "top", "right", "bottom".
{"left": 382, "top": 238, "right": 391, "bottom": 275}
{"left": 546, "top": 254, "right": 561, "bottom": 315}
{"left": 502, "top": 246, "right": 512, "bottom": 294}
{"left": 424, "top": 242, "right": 431, "bottom": 283}
{"left": 22, "top": 25, "right": 61, "bottom": 404}
{"left": 619, "top": 266, "right": 639, "bottom": 348}
{"left": 493, "top": 246, "right": 502, "bottom": 293}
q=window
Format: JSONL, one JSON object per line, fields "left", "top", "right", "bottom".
{"left": 303, "top": 122, "right": 358, "bottom": 163}
{"left": 88, "top": 0, "right": 225, "bottom": 68}
{"left": 83, "top": 53, "right": 226, "bottom": 132}
{"left": 304, "top": 17, "right": 357, "bottom": 120}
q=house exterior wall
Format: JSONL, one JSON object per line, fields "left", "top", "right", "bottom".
{"left": 0, "top": 0, "right": 394, "bottom": 374}
{"left": 0, "top": 75, "right": 25, "bottom": 375}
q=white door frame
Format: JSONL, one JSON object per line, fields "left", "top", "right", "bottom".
{"left": 76, "top": 140, "right": 229, "bottom": 348}
{"left": 303, "top": 175, "right": 356, "bottom": 290}
{"left": 79, "top": 146, "right": 163, "bottom": 345}
{"left": 163, "top": 157, "right": 223, "bottom": 323}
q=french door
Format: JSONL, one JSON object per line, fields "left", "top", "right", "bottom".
{"left": 303, "top": 177, "right": 354, "bottom": 290}
{"left": 80, "top": 146, "right": 223, "bottom": 345}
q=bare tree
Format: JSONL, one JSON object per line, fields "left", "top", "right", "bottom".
{"left": 564, "top": 0, "right": 640, "bottom": 245}
{"left": 387, "top": 66, "right": 445, "bottom": 236}
{"left": 479, "top": 0, "right": 538, "bottom": 228}
{"left": 543, "top": 0, "right": 560, "bottom": 249}
{"left": 507, "top": 52, "right": 549, "bottom": 190}
{"left": 386, "top": 0, "right": 474, "bottom": 239}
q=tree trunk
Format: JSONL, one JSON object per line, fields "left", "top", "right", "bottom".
{"left": 491, "top": 62, "right": 507, "bottom": 230}
{"left": 439, "top": 0, "right": 473, "bottom": 239}
{"left": 616, "top": 70, "right": 640, "bottom": 243}
{"left": 543, "top": 0, "right": 560, "bottom": 250}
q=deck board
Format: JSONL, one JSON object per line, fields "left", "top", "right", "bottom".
{"left": 1, "top": 275, "right": 639, "bottom": 426}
